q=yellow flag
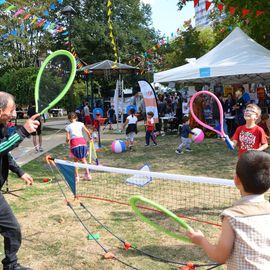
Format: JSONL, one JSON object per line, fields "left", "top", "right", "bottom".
{"left": 30, "top": 17, "right": 38, "bottom": 25}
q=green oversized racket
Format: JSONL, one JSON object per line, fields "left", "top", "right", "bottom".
{"left": 130, "top": 195, "right": 192, "bottom": 242}
{"left": 35, "top": 50, "right": 76, "bottom": 114}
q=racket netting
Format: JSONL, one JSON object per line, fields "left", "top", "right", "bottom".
{"left": 132, "top": 197, "right": 191, "bottom": 242}
{"left": 36, "top": 54, "right": 73, "bottom": 113}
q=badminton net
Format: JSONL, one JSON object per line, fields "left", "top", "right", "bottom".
{"left": 54, "top": 158, "right": 242, "bottom": 227}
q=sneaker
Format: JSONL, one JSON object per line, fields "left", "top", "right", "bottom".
{"left": 175, "top": 150, "right": 182, "bottom": 155}
{"left": 39, "top": 147, "right": 44, "bottom": 152}
{"left": 144, "top": 144, "right": 150, "bottom": 147}
{"left": 4, "top": 263, "right": 33, "bottom": 270}
{"left": 35, "top": 148, "right": 39, "bottom": 153}
{"left": 186, "top": 148, "right": 192, "bottom": 152}
{"left": 153, "top": 144, "right": 158, "bottom": 147}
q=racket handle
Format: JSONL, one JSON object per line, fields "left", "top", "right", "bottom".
{"left": 224, "top": 135, "right": 234, "bottom": 150}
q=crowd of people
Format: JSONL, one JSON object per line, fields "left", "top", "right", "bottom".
{"left": 0, "top": 86, "right": 269, "bottom": 269}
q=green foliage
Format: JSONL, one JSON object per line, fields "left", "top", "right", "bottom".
{"left": 61, "top": 0, "right": 158, "bottom": 65}
{"left": 0, "top": 0, "right": 57, "bottom": 74}
{"left": 161, "top": 26, "right": 215, "bottom": 70}
{"left": 177, "top": 0, "right": 270, "bottom": 49}
{"left": 0, "top": 67, "right": 38, "bottom": 105}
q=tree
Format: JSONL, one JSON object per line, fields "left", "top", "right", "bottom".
{"left": 58, "top": 0, "right": 158, "bottom": 65}
{"left": 0, "top": 67, "right": 37, "bottom": 105}
{"left": 177, "top": 0, "right": 270, "bottom": 49}
{"left": 161, "top": 26, "right": 215, "bottom": 70}
{"left": 0, "top": 0, "right": 62, "bottom": 74}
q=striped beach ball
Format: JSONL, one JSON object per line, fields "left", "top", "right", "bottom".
{"left": 111, "top": 140, "right": 126, "bottom": 153}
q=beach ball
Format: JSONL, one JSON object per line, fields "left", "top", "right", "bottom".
{"left": 191, "top": 128, "right": 204, "bottom": 143}
{"left": 111, "top": 140, "right": 126, "bottom": 153}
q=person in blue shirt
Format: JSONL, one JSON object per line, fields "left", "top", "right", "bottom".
{"left": 175, "top": 115, "right": 194, "bottom": 154}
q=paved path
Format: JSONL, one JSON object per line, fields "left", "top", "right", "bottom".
{"left": 11, "top": 120, "right": 144, "bottom": 166}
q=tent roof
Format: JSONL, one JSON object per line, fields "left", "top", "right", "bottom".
{"left": 154, "top": 27, "right": 270, "bottom": 84}
{"left": 79, "top": 60, "right": 139, "bottom": 75}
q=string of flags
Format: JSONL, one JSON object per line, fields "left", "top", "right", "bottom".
{"left": 107, "top": 0, "right": 118, "bottom": 66}
{"left": 0, "top": 0, "right": 64, "bottom": 41}
{"left": 0, "top": 0, "right": 86, "bottom": 70}
{"left": 194, "top": 0, "right": 266, "bottom": 18}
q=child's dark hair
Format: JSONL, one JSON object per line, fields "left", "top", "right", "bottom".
{"left": 129, "top": 108, "right": 135, "bottom": 115}
{"left": 147, "top": 111, "right": 154, "bottom": 117}
{"left": 236, "top": 151, "right": 270, "bottom": 194}
{"left": 68, "top": 112, "right": 77, "bottom": 120}
{"left": 182, "top": 115, "right": 189, "bottom": 123}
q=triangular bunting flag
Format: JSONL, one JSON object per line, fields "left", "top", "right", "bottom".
{"left": 55, "top": 163, "right": 76, "bottom": 195}
{"left": 13, "top": 8, "right": 24, "bottom": 17}
{"left": 126, "top": 165, "right": 152, "bottom": 187}
{"left": 23, "top": 14, "right": 31, "bottom": 20}
{"left": 49, "top": 23, "right": 56, "bottom": 29}
{"left": 229, "top": 6, "right": 236, "bottom": 15}
{"left": 43, "top": 21, "right": 51, "bottom": 30}
{"left": 50, "top": 4, "right": 56, "bottom": 10}
{"left": 205, "top": 1, "right": 212, "bottom": 11}
{"left": 194, "top": 0, "right": 199, "bottom": 8}
{"left": 108, "top": 8, "right": 112, "bottom": 16}
{"left": 5, "top": 5, "right": 16, "bottom": 12}
{"left": 242, "top": 8, "right": 249, "bottom": 17}
{"left": 36, "top": 19, "right": 45, "bottom": 27}
{"left": 43, "top": 10, "right": 49, "bottom": 16}
{"left": 256, "top": 10, "right": 264, "bottom": 17}
{"left": 217, "top": 3, "right": 224, "bottom": 13}
{"left": 10, "top": 29, "right": 17, "bottom": 36}
{"left": 30, "top": 17, "right": 38, "bottom": 25}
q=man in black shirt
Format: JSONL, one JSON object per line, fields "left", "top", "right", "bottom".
{"left": 0, "top": 92, "right": 39, "bottom": 270}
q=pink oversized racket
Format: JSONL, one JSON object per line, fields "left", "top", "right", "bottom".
{"left": 189, "top": 91, "right": 234, "bottom": 150}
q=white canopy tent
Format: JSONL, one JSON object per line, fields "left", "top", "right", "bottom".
{"left": 154, "top": 27, "right": 270, "bottom": 84}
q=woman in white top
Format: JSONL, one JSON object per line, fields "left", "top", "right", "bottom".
{"left": 123, "top": 108, "right": 138, "bottom": 151}
{"left": 65, "top": 112, "right": 92, "bottom": 182}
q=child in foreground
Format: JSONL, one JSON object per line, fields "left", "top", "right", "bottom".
{"left": 187, "top": 150, "right": 270, "bottom": 269}
{"left": 175, "top": 115, "right": 193, "bottom": 154}
{"left": 65, "top": 112, "right": 92, "bottom": 182}
{"left": 232, "top": 104, "right": 268, "bottom": 156}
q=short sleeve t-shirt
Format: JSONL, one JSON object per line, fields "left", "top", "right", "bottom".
{"left": 232, "top": 125, "right": 267, "bottom": 156}
{"left": 146, "top": 118, "right": 155, "bottom": 131}
{"left": 65, "top": 122, "right": 84, "bottom": 139}
{"left": 127, "top": 115, "right": 138, "bottom": 124}
{"left": 83, "top": 106, "right": 90, "bottom": 116}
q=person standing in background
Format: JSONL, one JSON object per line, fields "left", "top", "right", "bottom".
{"left": 27, "top": 103, "right": 43, "bottom": 153}
{"left": 83, "top": 102, "right": 92, "bottom": 127}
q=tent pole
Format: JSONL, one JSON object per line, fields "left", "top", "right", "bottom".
{"left": 120, "top": 74, "right": 124, "bottom": 130}
{"left": 90, "top": 75, "right": 94, "bottom": 110}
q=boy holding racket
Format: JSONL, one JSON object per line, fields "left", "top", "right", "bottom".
{"left": 232, "top": 104, "right": 268, "bottom": 156}
{"left": 187, "top": 150, "right": 270, "bottom": 269}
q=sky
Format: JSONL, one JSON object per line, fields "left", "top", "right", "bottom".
{"left": 141, "top": 0, "right": 195, "bottom": 37}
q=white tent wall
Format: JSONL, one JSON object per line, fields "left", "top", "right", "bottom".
{"left": 154, "top": 27, "right": 270, "bottom": 84}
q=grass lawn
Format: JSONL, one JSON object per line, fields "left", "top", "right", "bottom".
{"left": 2, "top": 133, "right": 243, "bottom": 270}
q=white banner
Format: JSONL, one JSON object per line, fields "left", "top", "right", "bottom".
{"left": 138, "top": 80, "right": 159, "bottom": 123}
